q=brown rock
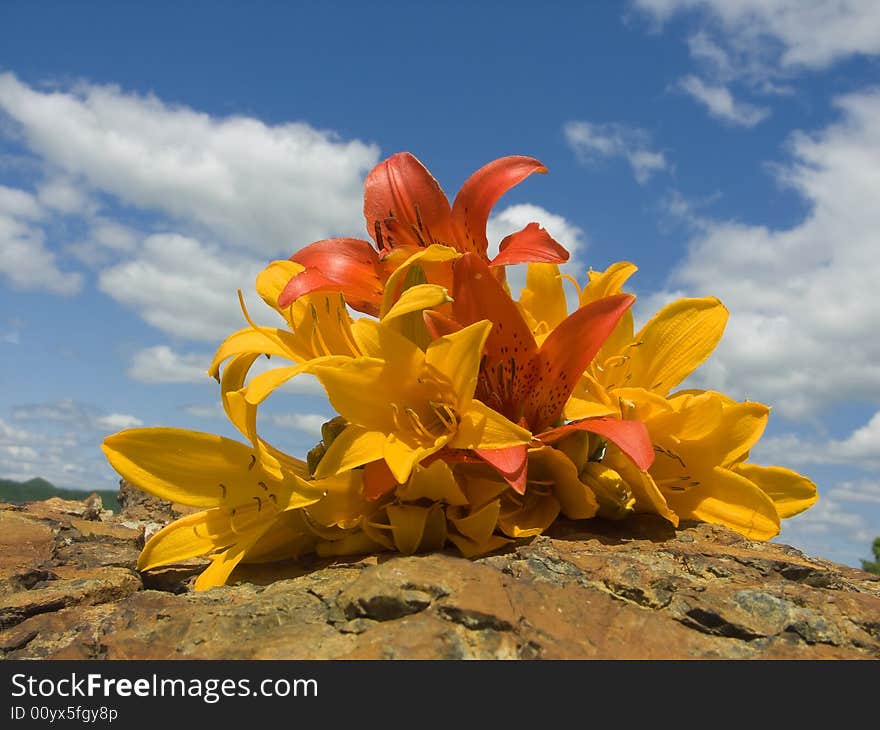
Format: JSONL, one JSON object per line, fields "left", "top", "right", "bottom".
{"left": 1, "top": 491, "right": 879, "bottom": 660}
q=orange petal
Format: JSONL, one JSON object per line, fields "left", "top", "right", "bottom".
{"left": 280, "top": 238, "right": 384, "bottom": 315}
{"left": 363, "top": 152, "right": 452, "bottom": 251}
{"left": 523, "top": 293, "right": 635, "bottom": 431}
{"left": 537, "top": 417, "right": 654, "bottom": 471}
{"left": 475, "top": 444, "right": 528, "bottom": 495}
{"left": 363, "top": 458, "right": 398, "bottom": 501}
{"left": 452, "top": 253, "right": 537, "bottom": 419}
{"left": 490, "top": 222, "right": 569, "bottom": 267}
{"left": 423, "top": 309, "right": 463, "bottom": 340}
{"left": 451, "top": 156, "right": 547, "bottom": 256}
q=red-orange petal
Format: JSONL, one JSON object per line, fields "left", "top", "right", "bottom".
{"left": 490, "top": 222, "right": 570, "bottom": 267}
{"left": 280, "top": 238, "right": 384, "bottom": 315}
{"left": 475, "top": 444, "right": 528, "bottom": 495}
{"left": 523, "top": 293, "right": 635, "bottom": 431}
{"left": 363, "top": 152, "right": 452, "bottom": 251}
{"left": 537, "top": 417, "right": 654, "bottom": 471}
{"left": 423, "top": 310, "right": 463, "bottom": 340}
{"left": 452, "top": 253, "right": 537, "bottom": 420}
{"left": 363, "top": 458, "right": 398, "bottom": 501}
{"left": 451, "top": 156, "right": 547, "bottom": 257}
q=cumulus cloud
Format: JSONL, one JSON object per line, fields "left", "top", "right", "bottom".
{"left": 656, "top": 90, "right": 880, "bottom": 419}
{"left": 127, "top": 345, "right": 213, "bottom": 384}
{"left": 677, "top": 76, "right": 770, "bottom": 127}
{"left": 636, "top": 0, "right": 880, "bottom": 70}
{"left": 267, "top": 412, "right": 331, "bottom": 437}
{"left": 563, "top": 121, "right": 668, "bottom": 183}
{"left": 0, "top": 184, "right": 83, "bottom": 295}
{"left": 94, "top": 413, "right": 144, "bottom": 430}
{"left": 0, "top": 72, "right": 379, "bottom": 256}
{"left": 100, "top": 233, "right": 266, "bottom": 343}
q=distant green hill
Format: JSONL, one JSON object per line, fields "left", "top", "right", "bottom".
{"left": 0, "top": 477, "right": 120, "bottom": 513}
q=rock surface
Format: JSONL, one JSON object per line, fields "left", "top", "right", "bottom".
{"left": 1, "top": 482, "right": 878, "bottom": 660}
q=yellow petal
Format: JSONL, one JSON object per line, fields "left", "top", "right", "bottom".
{"left": 528, "top": 447, "right": 599, "bottom": 520}
{"left": 313, "top": 425, "right": 386, "bottom": 478}
{"left": 665, "top": 465, "right": 780, "bottom": 540}
{"left": 397, "top": 460, "right": 468, "bottom": 506}
{"left": 424, "top": 320, "right": 492, "bottom": 410}
{"left": 209, "top": 327, "right": 304, "bottom": 379}
{"left": 305, "top": 470, "right": 368, "bottom": 528}
{"left": 580, "top": 261, "right": 638, "bottom": 306}
{"left": 383, "top": 433, "right": 440, "bottom": 484}
{"left": 579, "top": 462, "right": 634, "bottom": 520}
{"left": 520, "top": 263, "right": 567, "bottom": 333}
{"left": 380, "top": 244, "right": 460, "bottom": 317}
{"left": 194, "top": 534, "right": 265, "bottom": 591}
{"left": 732, "top": 463, "right": 818, "bottom": 519}
{"left": 103, "top": 428, "right": 262, "bottom": 508}
{"left": 447, "top": 532, "right": 512, "bottom": 558}
{"left": 607, "top": 448, "right": 679, "bottom": 526}
{"left": 256, "top": 260, "right": 305, "bottom": 313}
{"left": 450, "top": 399, "right": 532, "bottom": 450}
{"left": 308, "top": 357, "right": 400, "bottom": 432}
{"left": 386, "top": 503, "right": 430, "bottom": 554}
{"left": 498, "top": 493, "right": 560, "bottom": 538}
{"left": 625, "top": 297, "right": 728, "bottom": 395}
{"left": 382, "top": 283, "right": 451, "bottom": 322}
{"left": 244, "top": 359, "right": 324, "bottom": 406}
{"left": 449, "top": 499, "right": 501, "bottom": 544}
{"left": 460, "top": 472, "right": 510, "bottom": 510}
{"left": 243, "top": 510, "right": 317, "bottom": 563}
{"left": 419, "top": 503, "right": 448, "bottom": 551}
{"left": 137, "top": 509, "right": 225, "bottom": 571}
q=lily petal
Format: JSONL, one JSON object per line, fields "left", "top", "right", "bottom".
{"left": 280, "top": 238, "right": 384, "bottom": 315}
{"left": 626, "top": 297, "right": 729, "bottom": 396}
{"left": 451, "top": 155, "right": 547, "bottom": 256}
{"left": 103, "top": 428, "right": 265, "bottom": 508}
{"left": 386, "top": 503, "right": 430, "bottom": 554}
{"left": 524, "top": 293, "right": 635, "bottom": 431}
{"left": 733, "top": 463, "right": 818, "bottom": 519}
{"left": 314, "top": 425, "right": 387, "bottom": 478}
{"left": 424, "top": 320, "right": 493, "bottom": 411}
{"left": 256, "top": 260, "right": 305, "bottom": 317}
{"left": 666, "top": 465, "right": 781, "bottom": 540}
{"left": 364, "top": 152, "right": 453, "bottom": 251}
{"left": 450, "top": 499, "right": 502, "bottom": 544}
{"left": 538, "top": 417, "right": 654, "bottom": 471}
{"left": 450, "top": 399, "right": 533, "bottom": 450}
{"left": 498, "top": 493, "right": 560, "bottom": 538}
{"left": 397, "top": 460, "right": 468, "bottom": 505}
{"left": 490, "top": 223, "right": 569, "bottom": 267}
{"left": 475, "top": 444, "right": 528, "bottom": 495}
{"left": 519, "top": 263, "right": 568, "bottom": 335}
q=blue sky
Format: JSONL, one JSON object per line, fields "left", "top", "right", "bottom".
{"left": 1, "top": 0, "right": 879, "bottom": 568}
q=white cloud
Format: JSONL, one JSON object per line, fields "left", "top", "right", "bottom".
{"left": 563, "top": 121, "right": 668, "bottom": 183}
{"left": 677, "top": 75, "right": 770, "bottom": 127}
{"left": 657, "top": 90, "right": 880, "bottom": 419}
{"left": 94, "top": 413, "right": 144, "bottom": 430}
{"left": 99, "top": 233, "right": 265, "bottom": 342}
{"left": 636, "top": 0, "right": 880, "bottom": 70}
{"left": 36, "top": 176, "right": 95, "bottom": 215}
{"left": 829, "top": 479, "right": 880, "bottom": 506}
{"left": 183, "top": 403, "right": 226, "bottom": 419}
{"left": 0, "top": 72, "right": 379, "bottom": 256}
{"left": 128, "top": 343, "right": 325, "bottom": 396}
{"left": 0, "top": 185, "right": 83, "bottom": 295}
{"left": 127, "top": 345, "right": 212, "bottom": 384}
{"left": 753, "top": 411, "right": 880, "bottom": 472}
{"left": 268, "top": 412, "right": 330, "bottom": 437}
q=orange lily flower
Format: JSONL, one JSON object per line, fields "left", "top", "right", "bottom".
{"left": 432, "top": 253, "right": 654, "bottom": 493}
{"left": 278, "top": 152, "right": 569, "bottom": 316}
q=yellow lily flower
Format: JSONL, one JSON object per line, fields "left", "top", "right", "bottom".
{"left": 307, "top": 318, "right": 532, "bottom": 485}
{"left": 524, "top": 261, "right": 817, "bottom": 538}
{"left": 101, "top": 427, "right": 327, "bottom": 590}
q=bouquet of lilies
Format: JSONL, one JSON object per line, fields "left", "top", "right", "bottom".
{"left": 102, "top": 152, "right": 818, "bottom": 590}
